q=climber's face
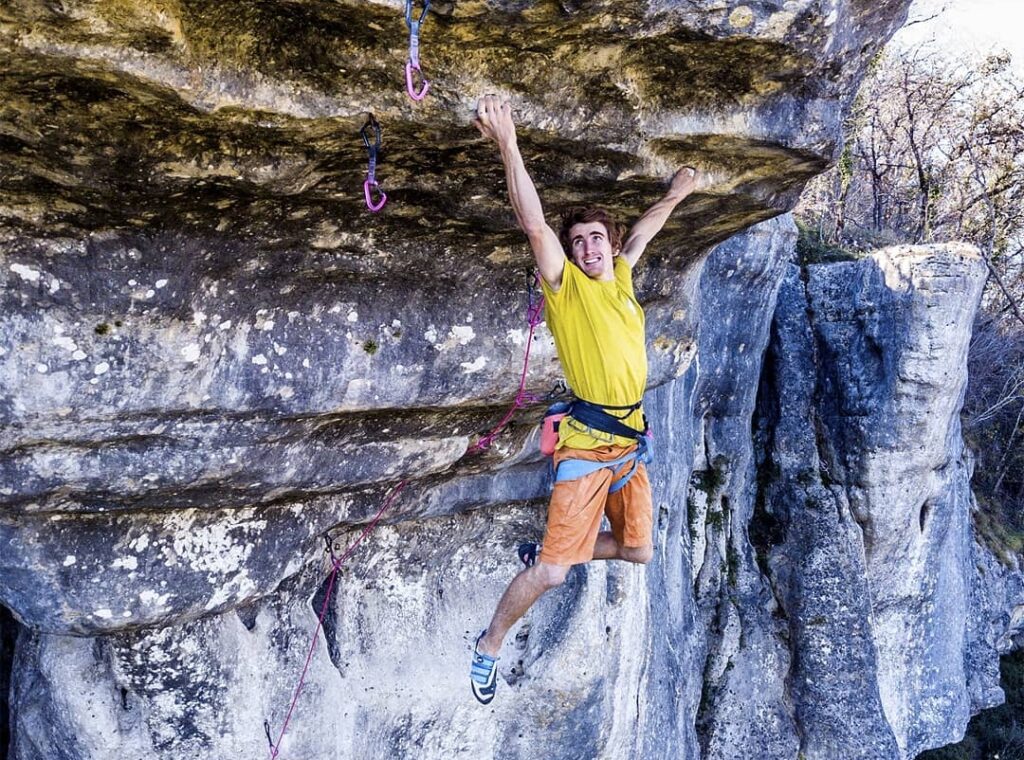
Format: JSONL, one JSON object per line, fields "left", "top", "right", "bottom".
{"left": 568, "top": 221, "right": 618, "bottom": 281}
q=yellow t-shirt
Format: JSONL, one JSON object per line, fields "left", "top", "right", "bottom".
{"left": 541, "top": 256, "right": 647, "bottom": 450}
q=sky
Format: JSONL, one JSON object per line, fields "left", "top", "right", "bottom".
{"left": 890, "top": 0, "right": 1024, "bottom": 69}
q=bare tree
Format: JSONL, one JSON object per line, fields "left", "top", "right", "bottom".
{"left": 798, "top": 48, "right": 1024, "bottom": 259}
{"left": 796, "top": 46, "right": 1024, "bottom": 536}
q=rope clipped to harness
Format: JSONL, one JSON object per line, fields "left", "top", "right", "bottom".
{"left": 265, "top": 479, "right": 408, "bottom": 758}
{"left": 471, "top": 272, "right": 545, "bottom": 452}
{"left": 361, "top": 114, "right": 387, "bottom": 212}
{"left": 405, "top": 0, "right": 431, "bottom": 101}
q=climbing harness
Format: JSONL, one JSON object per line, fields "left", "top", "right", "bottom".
{"left": 548, "top": 398, "right": 653, "bottom": 492}
{"left": 360, "top": 114, "right": 387, "bottom": 213}
{"left": 405, "top": 0, "right": 431, "bottom": 101}
{"left": 265, "top": 480, "right": 408, "bottom": 759}
{"left": 471, "top": 271, "right": 546, "bottom": 452}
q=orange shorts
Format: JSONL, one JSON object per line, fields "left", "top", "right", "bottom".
{"left": 538, "top": 444, "right": 653, "bottom": 566}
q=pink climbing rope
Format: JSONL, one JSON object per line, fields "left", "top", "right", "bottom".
{"left": 266, "top": 276, "right": 543, "bottom": 755}
{"left": 266, "top": 479, "right": 408, "bottom": 759}
{"left": 471, "top": 274, "right": 546, "bottom": 452}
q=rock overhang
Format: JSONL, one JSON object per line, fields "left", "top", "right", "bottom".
{"left": 1, "top": 0, "right": 910, "bottom": 253}
{"left": 0, "top": 0, "right": 916, "bottom": 634}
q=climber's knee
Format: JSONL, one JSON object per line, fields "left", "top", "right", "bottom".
{"left": 532, "top": 561, "right": 569, "bottom": 590}
{"left": 620, "top": 544, "right": 653, "bottom": 565}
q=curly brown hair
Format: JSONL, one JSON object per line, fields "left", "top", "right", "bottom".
{"left": 558, "top": 207, "right": 625, "bottom": 254}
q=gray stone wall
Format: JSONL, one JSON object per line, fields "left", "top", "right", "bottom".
{"left": 5, "top": 0, "right": 1022, "bottom": 757}
{"left": 6, "top": 216, "right": 1020, "bottom": 759}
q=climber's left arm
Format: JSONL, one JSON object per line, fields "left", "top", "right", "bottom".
{"left": 620, "top": 167, "right": 700, "bottom": 268}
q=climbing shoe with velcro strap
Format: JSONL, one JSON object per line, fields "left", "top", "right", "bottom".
{"left": 517, "top": 542, "right": 541, "bottom": 568}
{"left": 470, "top": 631, "right": 498, "bottom": 704}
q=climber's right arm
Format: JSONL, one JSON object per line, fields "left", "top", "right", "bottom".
{"left": 474, "top": 96, "right": 565, "bottom": 290}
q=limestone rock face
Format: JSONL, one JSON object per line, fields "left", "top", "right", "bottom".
{"left": 1, "top": 0, "right": 911, "bottom": 634}
{"left": 8, "top": 213, "right": 1020, "bottom": 760}
{"left": 747, "top": 248, "right": 1021, "bottom": 759}
{"left": 4, "top": 0, "right": 1020, "bottom": 759}
{"left": 2, "top": 213, "right": 793, "bottom": 760}
{"left": 1, "top": 0, "right": 911, "bottom": 256}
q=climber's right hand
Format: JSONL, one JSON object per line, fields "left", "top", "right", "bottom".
{"left": 473, "top": 95, "right": 517, "bottom": 149}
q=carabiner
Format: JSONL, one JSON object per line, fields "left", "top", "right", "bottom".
{"left": 406, "top": 61, "right": 430, "bottom": 101}
{"left": 322, "top": 531, "right": 338, "bottom": 564}
{"left": 405, "top": 0, "right": 430, "bottom": 29}
{"left": 360, "top": 114, "right": 382, "bottom": 152}
{"left": 364, "top": 178, "right": 387, "bottom": 213}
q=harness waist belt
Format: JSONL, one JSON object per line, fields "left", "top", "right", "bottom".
{"left": 568, "top": 398, "right": 646, "bottom": 440}
{"left": 553, "top": 397, "right": 653, "bottom": 491}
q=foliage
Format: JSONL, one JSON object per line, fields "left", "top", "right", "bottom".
{"left": 973, "top": 503, "right": 1024, "bottom": 566}
{"left": 794, "top": 218, "right": 861, "bottom": 266}
{"left": 796, "top": 49, "right": 1024, "bottom": 260}
{"left": 690, "top": 462, "right": 726, "bottom": 497}
{"left": 965, "top": 308, "right": 1024, "bottom": 555}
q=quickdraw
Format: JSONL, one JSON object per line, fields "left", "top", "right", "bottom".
{"left": 405, "top": 0, "right": 431, "bottom": 101}
{"left": 266, "top": 480, "right": 409, "bottom": 759}
{"left": 360, "top": 114, "right": 387, "bottom": 213}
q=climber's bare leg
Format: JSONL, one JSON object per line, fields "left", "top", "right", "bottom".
{"left": 476, "top": 561, "right": 569, "bottom": 657}
{"left": 591, "top": 531, "right": 653, "bottom": 564}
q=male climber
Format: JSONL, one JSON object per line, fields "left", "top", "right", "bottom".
{"left": 469, "top": 95, "right": 700, "bottom": 704}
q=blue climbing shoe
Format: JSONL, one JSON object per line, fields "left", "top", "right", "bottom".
{"left": 518, "top": 542, "right": 541, "bottom": 568}
{"left": 470, "top": 631, "right": 498, "bottom": 704}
